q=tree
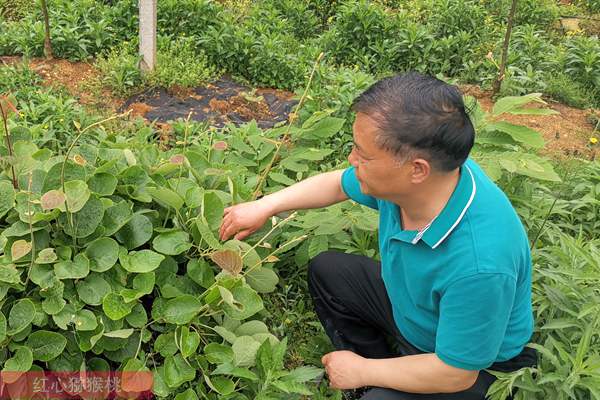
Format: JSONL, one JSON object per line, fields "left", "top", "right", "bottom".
{"left": 492, "top": 0, "right": 518, "bottom": 96}
{"left": 40, "top": 0, "right": 53, "bottom": 59}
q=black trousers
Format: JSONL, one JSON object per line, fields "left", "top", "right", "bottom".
{"left": 307, "top": 251, "right": 537, "bottom": 400}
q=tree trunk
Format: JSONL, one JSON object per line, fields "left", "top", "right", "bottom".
{"left": 40, "top": 0, "right": 53, "bottom": 59}
{"left": 492, "top": 0, "right": 518, "bottom": 96}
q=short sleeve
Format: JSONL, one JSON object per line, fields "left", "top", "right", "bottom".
{"left": 435, "top": 273, "right": 516, "bottom": 370}
{"left": 341, "top": 167, "right": 378, "bottom": 210}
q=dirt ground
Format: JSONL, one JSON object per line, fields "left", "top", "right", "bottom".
{"left": 1, "top": 56, "right": 598, "bottom": 160}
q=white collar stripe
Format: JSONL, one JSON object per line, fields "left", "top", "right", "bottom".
{"left": 431, "top": 166, "right": 477, "bottom": 249}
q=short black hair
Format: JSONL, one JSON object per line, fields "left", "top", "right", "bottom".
{"left": 350, "top": 72, "right": 475, "bottom": 172}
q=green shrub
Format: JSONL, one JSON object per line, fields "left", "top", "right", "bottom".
{"left": 544, "top": 73, "right": 594, "bottom": 109}
{"left": 147, "top": 36, "right": 217, "bottom": 89}
{"left": 95, "top": 43, "right": 143, "bottom": 98}
{"left": 0, "top": 0, "right": 36, "bottom": 21}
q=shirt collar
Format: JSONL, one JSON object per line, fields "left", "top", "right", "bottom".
{"left": 419, "top": 162, "right": 477, "bottom": 249}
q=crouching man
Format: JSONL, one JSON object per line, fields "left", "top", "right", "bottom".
{"left": 219, "top": 72, "right": 537, "bottom": 399}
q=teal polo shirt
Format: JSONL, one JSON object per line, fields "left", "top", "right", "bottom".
{"left": 341, "top": 158, "right": 534, "bottom": 370}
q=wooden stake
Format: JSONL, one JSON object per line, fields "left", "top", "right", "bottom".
{"left": 139, "top": 0, "right": 157, "bottom": 71}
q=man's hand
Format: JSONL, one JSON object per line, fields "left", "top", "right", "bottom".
{"left": 219, "top": 200, "right": 273, "bottom": 241}
{"left": 322, "top": 350, "right": 368, "bottom": 390}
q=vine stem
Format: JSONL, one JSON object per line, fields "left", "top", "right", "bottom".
{"left": 251, "top": 52, "right": 324, "bottom": 200}
{"left": 0, "top": 101, "right": 18, "bottom": 189}
{"left": 60, "top": 112, "right": 130, "bottom": 244}
{"left": 24, "top": 173, "right": 35, "bottom": 288}
{"left": 240, "top": 211, "right": 297, "bottom": 260}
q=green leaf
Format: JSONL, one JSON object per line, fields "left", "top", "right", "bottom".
{"left": 0, "top": 264, "right": 22, "bottom": 284}
{"left": 115, "top": 214, "right": 153, "bottom": 249}
{"left": 102, "top": 201, "right": 133, "bottom": 236}
{"left": 202, "top": 191, "right": 224, "bottom": 230}
{"left": 73, "top": 309, "right": 98, "bottom": 331}
{"left": 76, "top": 274, "right": 112, "bottom": 306}
{"left": 126, "top": 303, "right": 148, "bottom": 328}
{"left": 174, "top": 388, "right": 199, "bottom": 400}
{"left": 0, "top": 312, "right": 6, "bottom": 342}
{"left": 286, "top": 366, "right": 324, "bottom": 383}
{"left": 186, "top": 259, "right": 215, "bottom": 288}
{"left": 164, "top": 354, "right": 196, "bottom": 388}
{"left": 204, "top": 375, "right": 235, "bottom": 395}
{"left": 8, "top": 299, "right": 35, "bottom": 335}
{"left": 88, "top": 173, "right": 118, "bottom": 196}
{"left": 146, "top": 186, "right": 184, "bottom": 210}
{"left": 0, "top": 180, "right": 16, "bottom": 218}
{"left": 204, "top": 343, "right": 234, "bottom": 364}
{"left": 212, "top": 363, "right": 258, "bottom": 381}
{"left": 86, "top": 237, "right": 119, "bottom": 272}
{"left": 35, "top": 247, "right": 57, "bottom": 264}
{"left": 152, "top": 231, "right": 192, "bottom": 255}
{"left": 163, "top": 295, "right": 202, "bottom": 325}
{"left": 121, "top": 250, "right": 165, "bottom": 273}
{"left": 232, "top": 335, "right": 261, "bottom": 367}
{"left": 64, "top": 180, "right": 90, "bottom": 213}
{"left": 179, "top": 327, "right": 200, "bottom": 358}
{"left": 195, "top": 218, "right": 221, "bottom": 249}
{"left": 245, "top": 268, "right": 279, "bottom": 293}
{"left": 102, "top": 293, "right": 134, "bottom": 320}
{"left": 234, "top": 320, "right": 269, "bottom": 336}
{"left": 60, "top": 195, "right": 105, "bottom": 238}
{"left": 2, "top": 346, "right": 33, "bottom": 384}
{"left": 55, "top": 253, "right": 90, "bottom": 279}
{"left": 26, "top": 330, "right": 67, "bottom": 361}
{"left": 300, "top": 115, "right": 345, "bottom": 139}
{"left": 486, "top": 122, "right": 544, "bottom": 148}
{"left": 223, "top": 285, "right": 264, "bottom": 320}
{"left": 104, "top": 328, "right": 134, "bottom": 338}
{"left": 491, "top": 93, "right": 546, "bottom": 116}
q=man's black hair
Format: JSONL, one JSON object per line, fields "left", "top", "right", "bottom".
{"left": 351, "top": 72, "right": 475, "bottom": 172}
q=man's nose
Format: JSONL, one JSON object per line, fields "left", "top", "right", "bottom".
{"left": 348, "top": 148, "right": 358, "bottom": 167}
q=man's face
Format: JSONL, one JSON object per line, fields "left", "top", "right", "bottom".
{"left": 348, "top": 112, "right": 414, "bottom": 199}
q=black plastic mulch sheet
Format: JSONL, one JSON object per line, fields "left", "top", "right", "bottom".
{"left": 119, "top": 77, "right": 298, "bottom": 129}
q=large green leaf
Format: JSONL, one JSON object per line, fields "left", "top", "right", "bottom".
{"left": 223, "top": 285, "right": 264, "bottom": 320}
{"left": 245, "top": 268, "right": 279, "bottom": 293}
{"left": 491, "top": 93, "right": 547, "bottom": 116}
{"left": 202, "top": 191, "right": 224, "bottom": 230}
{"left": 54, "top": 253, "right": 90, "bottom": 279}
{"left": 26, "top": 330, "right": 67, "bottom": 361}
{"left": 121, "top": 250, "right": 164, "bottom": 273}
{"left": 232, "top": 335, "right": 261, "bottom": 367}
{"left": 163, "top": 295, "right": 202, "bottom": 325}
{"left": 146, "top": 187, "right": 184, "bottom": 210}
{"left": 86, "top": 237, "right": 119, "bottom": 272}
{"left": 102, "top": 293, "right": 134, "bottom": 320}
{"left": 2, "top": 346, "right": 33, "bottom": 383}
{"left": 64, "top": 180, "right": 90, "bottom": 213}
{"left": 88, "top": 172, "right": 118, "bottom": 196}
{"left": 115, "top": 214, "right": 153, "bottom": 249}
{"left": 152, "top": 231, "right": 192, "bottom": 255}
{"left": 0, "top": 180, "right": 16, "bottom": 219}
{"left": 164, "top": 354, "right": 196, "bottom": 388}
{"left": 8, "top": 299, "right": 35, "bottom": 335}
{"left": 60, "top": 195, "right": 105, "bottom": 238}
{"left": 485, "top": 122, "right": 544, "bottom": 149}
{"left": 76, "top": 274, "right": 112, "bottom": 305}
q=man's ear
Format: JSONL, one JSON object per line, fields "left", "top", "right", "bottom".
{"left": 410, "top": 158, "right": 431, "bottom": 184}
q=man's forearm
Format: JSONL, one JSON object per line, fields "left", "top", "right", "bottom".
{"left": 260, "top": 170, "right": 347, "bottom": 216}
{"left": 362, "top": 353, "right": 479, "bottom": 394}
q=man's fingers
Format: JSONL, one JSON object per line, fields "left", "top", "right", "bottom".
{"left": 234, "top": 229, "right": 252, "bottom": 241}
{"left": 321, "top": 353, "right": 330, "bottom": 365}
